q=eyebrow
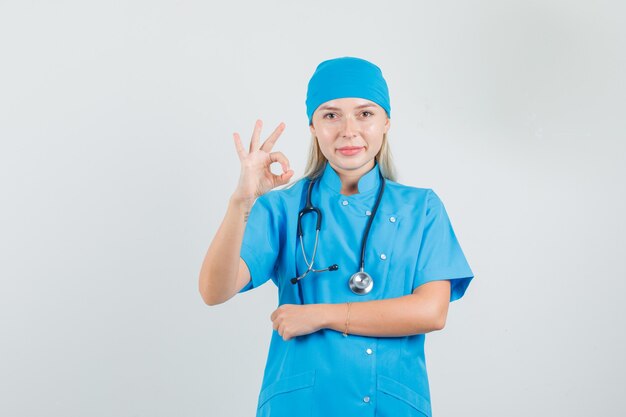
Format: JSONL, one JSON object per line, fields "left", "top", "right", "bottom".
{"left": 317, "top": 103, "right": 377, "bottom": 111}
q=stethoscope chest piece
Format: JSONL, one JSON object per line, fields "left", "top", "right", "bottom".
{"left": 349, "top": 270, "right": 373, "bottom": 295}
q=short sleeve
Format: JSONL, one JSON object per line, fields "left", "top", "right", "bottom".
{"left": 413, "top": 189, "right": 474, "bottom": 302}
{"left": 238, "top": 193, "right": 281, "bottom": 293}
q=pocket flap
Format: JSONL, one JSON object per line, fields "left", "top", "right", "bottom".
{"left": 377, "top": 375, "right": 432, "bottom": 416}
{"left": 258, "top": 370, "right": 316, "bottom": 409}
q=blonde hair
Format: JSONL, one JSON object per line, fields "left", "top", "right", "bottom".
{"left": 280, "top": 131, "right": 398, "bottom": 190}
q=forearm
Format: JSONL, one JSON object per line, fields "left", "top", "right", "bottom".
{"left": 319, "top": 294, "right": 445, "bottom": 337}
{"left": 198, "top": 194, "right": 254, "bottom": 305}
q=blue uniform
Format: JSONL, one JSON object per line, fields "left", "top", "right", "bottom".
{"left": 239, "top": 161, "right": 474, "bottom": 417}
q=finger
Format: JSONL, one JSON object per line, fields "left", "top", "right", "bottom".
{"left": 274, "top": 169, "right": 295, "bottom": 187}
{"left": 260, "top": 122, "right": 285, "bottom": 153}
{"left": 269, "top": 151, "right": 291, "bottom": 175}
{"left": 249, "top": 119, "right": 262, "bottom": 154}
{"left": 233, "top": 133, "right": 246, "bottom": 160}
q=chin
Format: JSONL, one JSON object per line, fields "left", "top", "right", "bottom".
{"left": 330, "top": 156, "right": 373, "bottom": 171}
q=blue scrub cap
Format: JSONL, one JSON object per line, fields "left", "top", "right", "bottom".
{"left": 305, "top": 56, "right": 391, "bottom": 125}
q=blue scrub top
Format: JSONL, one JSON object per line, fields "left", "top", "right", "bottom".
{"left": 239, "top": 161, "right": 474, "bottom": 417}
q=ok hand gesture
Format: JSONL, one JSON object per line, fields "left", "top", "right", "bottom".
{"left": 232, "top": 119, "right": 294, "bottom": 202}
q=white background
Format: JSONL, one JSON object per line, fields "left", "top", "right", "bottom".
{"left": 1, "top": 1, "right": 624, "bottom": 416}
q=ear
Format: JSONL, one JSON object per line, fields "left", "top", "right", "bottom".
{"left": 309, "top": 123, "right": 316, "bottom": 136}
{"left": 384, "top": 117, "right": 390, "bottom": 134}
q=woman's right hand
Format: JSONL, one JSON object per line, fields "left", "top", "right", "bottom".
{"left": 231, "top": 119, "right": 294, "bottom": 203}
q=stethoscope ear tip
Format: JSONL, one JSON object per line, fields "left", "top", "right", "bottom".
{"left": 329, "top": 264, "right": 339, "bottom": 271}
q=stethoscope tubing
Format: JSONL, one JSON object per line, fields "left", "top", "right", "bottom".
{"left": 291, "top": 169, "right": 386, "bottom": 287}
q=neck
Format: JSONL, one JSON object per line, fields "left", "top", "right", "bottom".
{"left": 330, "top": 160, "right": 375, "bottom": 196}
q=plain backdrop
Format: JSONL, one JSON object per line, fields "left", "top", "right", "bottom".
{"left": 1, "top": 1, "right": 625, "bottom": 416}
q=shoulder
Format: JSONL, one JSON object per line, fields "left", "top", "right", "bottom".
{"left": 384, "top": 179, "right": 431, "bottom": 196}
{"left": 382, "top": 179, "right": 436, "bottom": 210}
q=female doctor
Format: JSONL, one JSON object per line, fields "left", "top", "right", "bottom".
{"left": 199, "top": 56, "right": 474, "bottom": 417}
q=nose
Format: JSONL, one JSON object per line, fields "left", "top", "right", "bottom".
{"left": 341, "top": 116, "right": 358, "bottom": 138}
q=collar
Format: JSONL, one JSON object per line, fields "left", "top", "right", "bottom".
{"left": 319, "top": 160, "right": 381, "bottom": 195}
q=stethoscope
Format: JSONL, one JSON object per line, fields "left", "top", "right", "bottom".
{"left": 290, "top": 169, "right": 386, "bottom": 295}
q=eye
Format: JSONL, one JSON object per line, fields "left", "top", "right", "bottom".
{"left": 323, "top": 113, "right": 337, "bottom": 119}
{"left": 362, "top": 111, "right": 373, "bottom": 117}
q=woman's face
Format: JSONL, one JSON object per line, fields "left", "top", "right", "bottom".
{"left": 309, "top": 97, "right": 390, "bottom": 174}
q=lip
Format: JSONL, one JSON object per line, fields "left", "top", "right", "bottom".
{"left": 337, "top": 146, "right": 364, "bottom": 156}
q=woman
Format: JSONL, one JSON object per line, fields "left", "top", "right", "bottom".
{"left": 199, "top": 56, "right": 474, "bottom": 417}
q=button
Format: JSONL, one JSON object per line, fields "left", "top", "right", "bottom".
{"left": 342, "top": 200, "right": 349, "bottom": 206}
{"left": 365, "top": 210, "right": 371, "bottom": 216}
{"left": 366, "top": 348, "right": 373, "bottom": 355}
{"left": 380, "top": 253, "right": 387, "bottom": 260}
{"left": 363, "top": 396, "right": 370, "bottom": 403}
{"left": 389, "top": 216, "right": 396, "bottom": 223}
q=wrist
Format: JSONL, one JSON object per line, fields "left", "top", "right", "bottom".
{"left": 319, "top": 303, "right": 344, "bottom": 331}
{"left": 229, "top": 193, "right": 255, "bottom": 209}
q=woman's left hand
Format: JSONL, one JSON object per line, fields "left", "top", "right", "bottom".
{"left": 270, "top": 304, "right": 324, "bottom": 341}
